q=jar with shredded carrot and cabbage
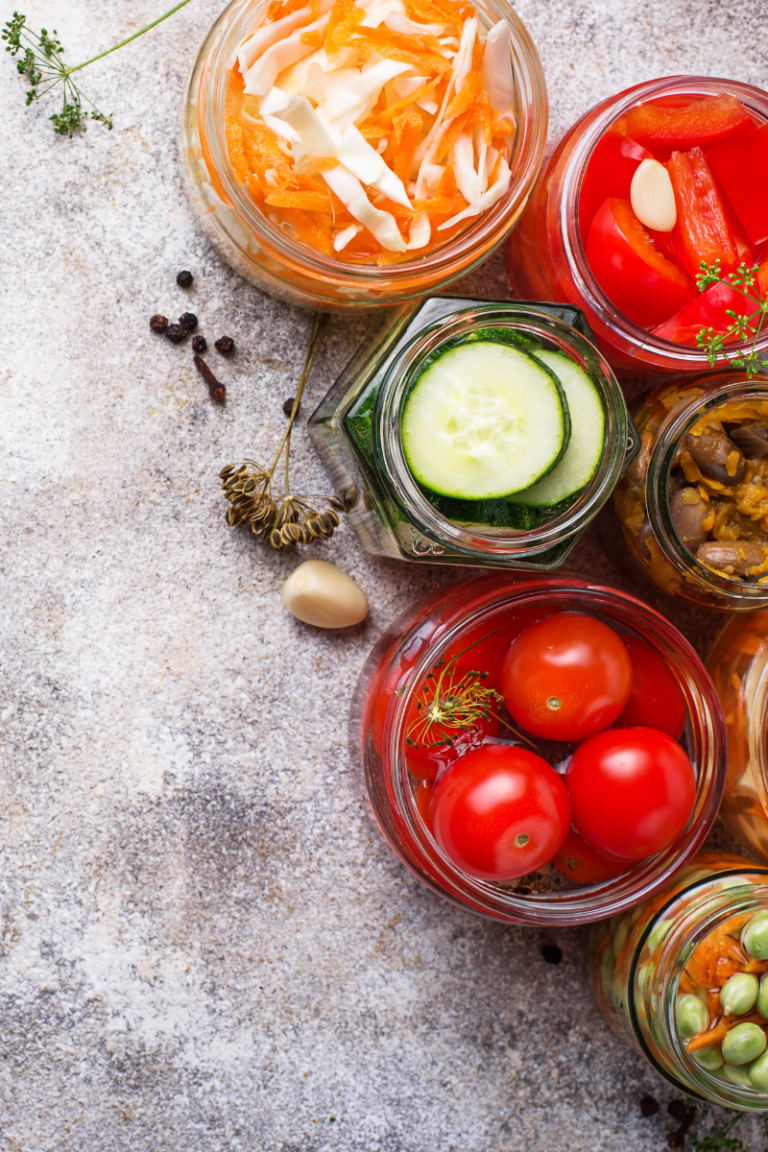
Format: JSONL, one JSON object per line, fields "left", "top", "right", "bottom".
{"left": 614, "top": 372, "right": 768, "bottom": 609}
{"left": 182, "top": 0, "right": 547, "bottom": 308}
{"left": 588, "top": 853, "right": 768, "bottom": 1109}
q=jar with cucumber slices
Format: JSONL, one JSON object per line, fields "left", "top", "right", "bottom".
{"left": 589, "top": 853, "right": 768, "bottom": 1109}
{"left": 309, "top": 296, "right": 636, "bottom": 567}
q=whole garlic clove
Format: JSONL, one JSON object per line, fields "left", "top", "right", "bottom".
{"left": 630, "top": 159, "right": 677, "bottom": 233}
{"left": 282, "top": 559, "right": 368, "bottom": 628}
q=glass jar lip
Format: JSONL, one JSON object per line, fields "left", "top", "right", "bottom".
{"left": 198, "top": 0, "right": 548, "bottom": 288}
{"left": 366, "top": 573, "right": 726, "bottom": 926}
{"left": 557, "top": 74, "right": 768, "bottom": 367}
{"left": 373, "top": 301, "right": 634, "bottom": 558}
{"left": 631, "top": 874, "right": 768, "bottom": 1108}
{"left": 646, "top": 379, "right": 768, "bottom": 604}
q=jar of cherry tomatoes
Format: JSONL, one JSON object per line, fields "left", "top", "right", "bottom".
{"left": 615, "top": 372, "right": 768, "bottom": 609}
{"left": 309, "top": 295, "right": 636, "bottom": 568}
{"left": 708, "top": 612, "right": 768, "bottom": 865}
{"left": 353, "top": 573, "right": 725, "bottom": 926}
{"left": 589, "top": 853, "right": 768, "bottom": 1109}
{"left": 506, "top": 76, "right": 768, "bottom": 374}
{"left": 182, "top": 0, "right": 548, "bottom": 310}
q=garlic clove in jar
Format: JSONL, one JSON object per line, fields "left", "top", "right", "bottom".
{"left": 282, "top": 559, "right": 368, "bottom": 628}
{"left": 630, "top": 159, "right": 677, "bottom": 233}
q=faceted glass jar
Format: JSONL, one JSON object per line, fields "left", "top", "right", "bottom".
{"left": 309, "top": 296, "right": 637, "bottom": 569}
{"left": 181, "top": 0, "right": 548, "bottom": 311}
{"left": 588, "top": 854, "right": 768, "bottom": 1109}
{"left": 708, "top": 612, "right": 768, "bottom": 864}
{"left": 615, "top": 372, "right": 768, "bottom": 610}
{"left": 505, "top": 75, "right": 768, "bottom": 375}
{"left": 352, "top": 574, "right": 726, "bottom": 927}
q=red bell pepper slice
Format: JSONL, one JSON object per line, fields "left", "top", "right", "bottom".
{"left": 667, "top": 147, "right": 739, "bottom": 278}
{"left": 652, "top": 281, "right": 758, "bottom": 346}
{"left": 623, "top": 94, "right": 754, "bottom": 152}
{"left": 586, "top": 197, "right": 696, "bottom": 328}
{"left": 579, "top": 130, "right": 652, "bottom": 241}
{"left": 758, "top": 261, "right": 768, "bottom": 300}
{"left": 708, "top": 123, "right": 768, "bottom": 248}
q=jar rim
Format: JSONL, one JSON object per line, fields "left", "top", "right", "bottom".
{"left": 373, "top": 300, "right": 635, "bottom": 559}
{"left": 196, "top": 0, "right": 549, "bottom": 292}
{"left": 645, "top": 377, "right": 768, "bottom": 606}
{"left": 353, "top": 573, "right": 727, "bottom": 926}
{"left": 555, "top": 74, "right": 768, "bottom": 369}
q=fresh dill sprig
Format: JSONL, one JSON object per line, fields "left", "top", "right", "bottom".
{"left": 691, "top": 1108, "right": 745, "bottom": 1152}
{"left": 2, "top": 1, "right": 192, "bottom": 136}
{"left": 695, "top": 259, "right": 768, "bottom": 378}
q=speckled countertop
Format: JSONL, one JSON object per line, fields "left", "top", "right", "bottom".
{"left": 1, "top": 2, "right": 767, "bottom": 1150}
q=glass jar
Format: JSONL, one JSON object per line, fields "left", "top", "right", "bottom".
{"left": 309, "top": 295, "right": 636, "bottom": 568}
{"left": 506, "top": 75, "right": 768, "bottom": 374}
{"left": 182, "top": 0, "right": 548, "bottom": 311}
{"left": 589, "top": 853, "right": 768, "bottom": 1108}
{"left": 352, "top": 573, "right": 726, "bottom": 926}
{"left": 615, "top": 372, "right": 768, "bottom": 610}
{"left": 708, "top": 612, "right": 768, "bottom": 864}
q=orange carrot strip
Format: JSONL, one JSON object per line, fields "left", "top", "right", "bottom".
{"left": 491, "top": 116, "right": 515, "bottom": 137}
{"left": 444, "top": 70, "right": 482, "bottom": 121}
{"left": 242, "top": 123, "right": 291, "bottom": 174}
{"left": 363, "top": 76, "right": 441, "bottom": 129}
{"left": 267, "top": 0, "right": 306, "bottom": 18}
{"left": 345, "top": 28, "right": 451, "bottom": 72}
{"left": 225, "top": 69, "right": 248, "bottom": 184}
{"left": 324, "top": 0, "right": 364, "bottom": 56}
{"left": 301, "top": 29, "right": 324, "bottom": 45}
{"left": 437, "top": 164, "right": 457, "bottom": 199}
{"left": 688, "top": 1015, "right": 767, "bottom": 1053}
{"left": 435, "top": 108, "right": 472, "bottom": 161}
{"left": 411, "top": 193, "right": 468, "bottom": 214}
{"left": 392, "top": 107, "right": 422, "bottom": 186}
{"left": 279, "top": 208, "right": 335, "bottom": 255}
{"left": 265, "top": 191, "right": 334, "bottom": 211}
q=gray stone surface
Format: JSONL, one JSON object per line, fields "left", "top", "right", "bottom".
{"left": 1, "top": 1, "right": 767, "bottom": 1150}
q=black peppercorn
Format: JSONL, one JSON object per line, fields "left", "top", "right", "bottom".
{"left": 283, "top": 397, "right": 301, "bottom": 418}
{"left": 541, "top": 944, "right": 563, "bottom": 965}
{"left": 215, "top": 336, "right": 236, "bottom": 356}
{"left": 667, "top": 1101, "right": 687, "bottom": 1123}
{"left": 150, "top": 314, "right": 169, "bottom": 332}
{"left": 639, "top": 1096, "right": 659, "bottom": 1118}
{"left": 165, "top": 324, "right": 187, "bottom": 344}
{"left": 192, "top": 335, "right": 208, "bottom": 353}
{"left": 176, "top": 270, "right": 193, "bottom": 287}
{"left": 179, "top": 312, "right": 198, "bottom": 332}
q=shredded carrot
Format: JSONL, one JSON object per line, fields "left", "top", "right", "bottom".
{"left": 242, "top": 122, "right": 291, "bottom": 176}
{"left": 278, "top": 208, "right": 335, "bottom": 255}
{"left": 324, "top": 0, "right": 364, "bottom": 56}
{"left": 688, "top": 1014, "right": 768, "bottom": 1053}
{"left": 412, "top": 193, "right": 468, "bottom": 214}
{"left": 392, "top": 108, "right": 422, "bottom": 186}
{"left": 225, "top": 68, "right": 248, "bottom": 184}
{"left": 345, "top": 27, "right": 452, "bottom": 73}
{"left": 265, "top": 190, "right": 334, "bottom": 211}
{"left": 362, "top": 76, "right": 442, "bottom": 130}
{"left": 435, "top": 108, "right": 473, "bottom": 162}
{"left": 437, "top": 164, "right": 457, "bottom": 198}
{"left": 445, "top": 70, "right": 482, "bottom": 121}
{"left": 267, "top": 0, "right": 306, "bottom": 18}
{"left": 301, "top": 29, "right": 324, "bottom": 45}
{"left": 309, "top": 0, "right": 322, "bottom": 17}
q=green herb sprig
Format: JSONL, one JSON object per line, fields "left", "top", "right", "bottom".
{"left": 695, "top": 260, "right": 768, "bottom": 378}
{"left": 2, "top": 1, "right": 192, "bottom": 136}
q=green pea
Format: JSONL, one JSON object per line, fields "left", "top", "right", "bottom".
{"left": 749, "top": 1048, "right": 768, "bottom": 1091}
{"left": 757, "top": 974, "right": 768, "bottom": 1020}
{"left": 692, "top": 1043, "right": 724, "bottom": 1071}
{"left": 676, "top": 994, "right": 709, "bottom": 1038}
{"left": 720, "top": 972, "right": 759, "bottom": 1016}
{"left": 722, "top": 1061, "right": 753, "bottom": 1087}
{"left": 647, "top": 918, "right": 674, "bottom": 955}
{"left": 721, "top": 1022, "right": 767, "bottom": 1066}
{"left": 742, "top": 911, "right": 768, "bottom": 960}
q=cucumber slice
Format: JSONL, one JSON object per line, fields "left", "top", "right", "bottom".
{"left": 401, "top": 342, "right": 569, "bottom": 500}
{"left": 509, "top": 350, "right": 606, "bottom": 507}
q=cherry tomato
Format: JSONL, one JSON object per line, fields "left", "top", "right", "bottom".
{"left": 615, "top": 636, "right": 687, "bottom": 740}
{"left": 708, "top": 123, "right": 768, "bottom": 247}
{"left": 652, "top": 281, "right": 753, "bottom": 346}
{"left": 432, "top": 744, "right": 571, "bottom": 881}
{"left": 552, "top": 827, "right": 632, "bottom": 884}
{"left": 501, "top": 612, "right": 633, "bottom": 742}
{"left": 587, "top": 198, "right": 695, "bottom": 327}
{"left": 667, "top": 147, "right": 738, "bottom": 278}
{"left": 578, "top": 129, "right": 652, "bottom": 241}
{"left": 566, "top": 727, "right": 696, "bottom": 862}
{"left": 622, "top": 94, "right": 754, "bottom": 152}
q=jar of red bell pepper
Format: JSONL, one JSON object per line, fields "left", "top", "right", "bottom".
{"left": 506, "top": 76, "right": 768, "bottom": 375}
{"left": 353, "top": 573, "right": 725, "bottom": 927}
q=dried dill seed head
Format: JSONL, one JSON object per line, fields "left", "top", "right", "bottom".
{"left": 219, "top": 461, "right": 343, "bottom": 551}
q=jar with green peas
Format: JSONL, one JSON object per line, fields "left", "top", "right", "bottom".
{"left": 588, "top": 852, "right": 768, "bottom": 1108}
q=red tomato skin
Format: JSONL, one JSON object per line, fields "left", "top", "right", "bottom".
{"left": 708, "top": 124, "right": 768, "bottom": 247}
{"left": 501, "top": 612, "right": 633, "bottom": 742}
{"left": 579, "top": 130, "right": 652, "bottom": 241}
{"left": 587, "top": 198, "right": 696, "bottom": 327}
{"left": 566, "top": 727, "right": 696, "bottom": 862}
{"left": 667, "top": 147, "right": 739, "bottom": 278}
{"left": 615, "top": 636, "right": 687, "bottom": 740}
{"left": 623, "top": 94, "right": 754, "bottom": 152}
{"left": 405, "top": 715, "right": 500, "bottom": 781}
{"left": 432, "top": 745, "right": 571, "bottom": 881}
{"left": 552, "top": 826, "right": 632, "bottom": 884}
{"left": 652, "top": 281, "right": 755, "bottom": 346}
{"left": 416, "top": 779, "right": 435, "bottom": 833}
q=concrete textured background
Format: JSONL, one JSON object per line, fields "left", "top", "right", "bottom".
{"left": 1, "top": 1, "right": 767, "bottom": 1149}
